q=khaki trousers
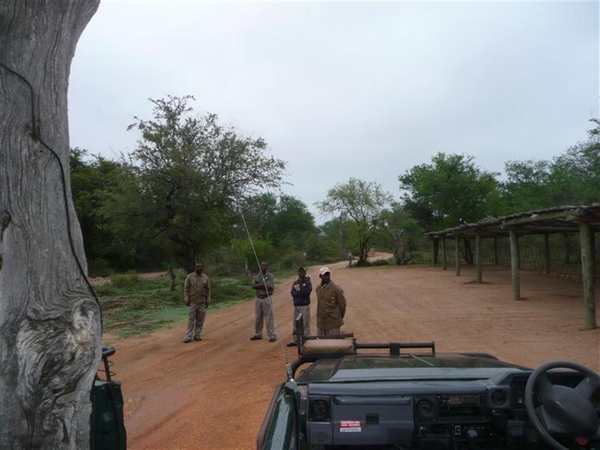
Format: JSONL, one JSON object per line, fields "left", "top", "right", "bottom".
{"left": 254, "top": 297, "right": 276, "bottom": 339}
{"left": 185, "top": 303, "right": 206, "bottom": 339}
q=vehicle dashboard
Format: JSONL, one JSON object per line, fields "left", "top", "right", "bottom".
{"left": 257, "top": 338, "right": 600, "bottom": 450}
{"left": 295, "top": 374, "right": 597, "bottom": 449}
{"left": 289, "top": 350, "right": 600, "bottom": 449}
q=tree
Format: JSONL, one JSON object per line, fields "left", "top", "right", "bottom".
{"left": 1, "top": 2, "right": 101, "bottom": 448}
{"left": 268, "top": 195, "right": 316, "bottom": 248}
{"left": 549, "top": 139, "right": 600, "bottom": 205}
{"left": 70, "top": 149, "right": 138, "bottom": 274}
{"left": 106, "top": 95, "right": 286, "bottom": 270}
{"left": 236, "top": 193, "right": 278, "bottom": 242}
{"left": 379, "top": 202, "right": 424, "bottom": 265}
{"left": 502, "top": 159, "right": 554, "bottom": 212}
{"left": 399, "top": 153, "right": 504, "bottom": 230}
{"left": 317, "top": 178, "right": 392, "bottom": 264}
{"left": 502, "top": 120, "right": 600, "bottom": 212}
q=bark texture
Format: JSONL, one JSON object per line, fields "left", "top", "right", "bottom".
{"left": 0, "top": 1, "right": 101, "bottom": 448}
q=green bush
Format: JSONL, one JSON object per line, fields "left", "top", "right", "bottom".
{"left": 110, "top": 273, "right": 143, "bottom": 288}
{"left": 372, "top": 259, "right": 390, "bottom": 266}
{"left": 89, "top": 258, "right": 113, "bottom": 278}
{"left": 212, "top": 277, "right": 254, "bottom": 303}
{"left": 280, "top": 250, "right": 304, "bottom": 269}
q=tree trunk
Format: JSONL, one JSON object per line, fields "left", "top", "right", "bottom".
{"left": 0, "top": 2, "right": 101, "bottom": 448}
{"left": 169, "top": 267, "right": 177, "bottom": 291}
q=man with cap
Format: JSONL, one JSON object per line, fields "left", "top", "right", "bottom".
{"left": 316, "top": 266, "right": 347, "bottom": 336}
{"left": 287, "top": 267, "right": 312, "bottom": 347}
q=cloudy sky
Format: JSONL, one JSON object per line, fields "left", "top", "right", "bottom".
{"left": 68, "top": 0, "right": 599, "bottom": 222}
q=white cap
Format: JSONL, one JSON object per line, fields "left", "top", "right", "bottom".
{"left": 319, "top": 266, "right": 331, "bottom": 276}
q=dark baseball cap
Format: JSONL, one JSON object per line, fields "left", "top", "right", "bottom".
{"left": 298, "top": 266, "right": 307, "bottom": 272}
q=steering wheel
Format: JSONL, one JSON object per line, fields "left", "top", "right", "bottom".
{"left": 525, "top": 361, "right": 600, "bottom": 450}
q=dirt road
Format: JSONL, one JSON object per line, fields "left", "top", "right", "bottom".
{"left": 105, "top": 259, "right": 599, "bottom": 450}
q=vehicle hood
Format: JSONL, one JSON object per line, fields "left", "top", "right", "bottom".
{"left": 298, "top": 353, "right": 530, "bottom": 383}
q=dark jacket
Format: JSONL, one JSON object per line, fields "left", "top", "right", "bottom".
{"left": 290, "top": 276, "right": 312, "bottom": 306}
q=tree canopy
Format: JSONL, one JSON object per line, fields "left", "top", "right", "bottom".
{"left": 399, "top": 153, "right": 504, "bottom": 230}
{"left": 317, "top": 178, "right": 392, "bottom": 263}
{"left": 69, "top": 116, "right": 600, "bottom": 274}
{"left": 104, "top": 95, "right": 286, "bottom": 269}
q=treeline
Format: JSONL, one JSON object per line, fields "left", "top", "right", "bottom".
{"left": 70, "top": 95, "right": 600, "bottom": 275}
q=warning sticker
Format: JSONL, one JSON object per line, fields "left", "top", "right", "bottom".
{"left": 339, "top": 420, "right": 362, "bottom": 433}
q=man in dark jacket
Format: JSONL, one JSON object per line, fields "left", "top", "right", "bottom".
{"left": 287, "top": 267, "right": 312, "bottom": 347}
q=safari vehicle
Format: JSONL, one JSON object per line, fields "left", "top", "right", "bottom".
{"left": 258, "top": 324, "right": 600, "bottom": 450}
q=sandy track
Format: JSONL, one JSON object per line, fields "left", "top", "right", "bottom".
{"left": 104, "top": 258, "right": 599, "bottom": 450}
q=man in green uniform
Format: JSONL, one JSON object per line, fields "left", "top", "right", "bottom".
{"left": 316, "top": 266, "right": 347, "bottom": 336}
{"left": 183, "top": 262, "right": 211, "bottom": 343}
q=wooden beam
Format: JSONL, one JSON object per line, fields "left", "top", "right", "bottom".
{"left": 579, "top": 222, "right": 597, "bottom": 329}
{"left": 442, "top": 237, "right": 447, "bottom": 271}
{"left": 544, "top": 234, "right": 550, "bottom": 274}
{"left": 476, "top": 233, "right": 482, "bottom": 283}
{"left": 455, "top": 236, "right": 460, "bottom": 276}
{"left": 509, "top": 230, "right": 521, "bottom": 300}
{"left": 432, "top": 238, "right": 438, "bottom": 266}
{"left": 494, "top": 237, "right": 498, "bottom": 266}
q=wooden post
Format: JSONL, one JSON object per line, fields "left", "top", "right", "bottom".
{"left": 169, "top": 267, "right": 176, "bottom": 291}
{"left": 579, "top": 222, "right": 597, "bottom": 329}
{"left": 432, "top": 238, "right": 439, "bottom": 266}
{"left": 455, "top": 236, "right": 461, "bottom": 276}
{"left": 544, "top": 234, "right": 551, "bottom": 274}
{"left": 476, "top": 233, "right": 482, "bottom": 283}
{"left": 442, "top": 237, "right": 447, "bottom": 270}
{"left": 509, "top": 230, "right": 521, "bottom": 300}
{"left": 494, "top": 237, "right": 498, "bottom": 266}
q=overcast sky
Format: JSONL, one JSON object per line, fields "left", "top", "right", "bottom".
{"left": 68, "top": 0, "right": 599, "bottom": 223}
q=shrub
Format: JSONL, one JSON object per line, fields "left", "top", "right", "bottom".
{"left": 280, "top": 250, "right": 304, "bottom": 270}
{"left": 89, "top": 258, "right": 113, "bottom": 278}
{"left": 110, "top": 273, "right": 143, "bottom": 288}
{"left": 372, "top": 259, "right": 389, "bottom": 266}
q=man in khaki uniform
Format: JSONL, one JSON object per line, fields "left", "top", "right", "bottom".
{"left": 316, "top": 266, "right": 347, "bottom": 336}
{"left": 183, "top": 262, "right": 211, "bottom": 343}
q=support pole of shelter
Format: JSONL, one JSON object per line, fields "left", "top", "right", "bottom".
{"left": 476, "top": 233, "right": 482, "bottom": 283}
{"left": 455, "top": 236, "right": 461, "bottom": 276}
{"left": 509, "top": 230, "right": 521, "bottom": 300}
{"left": 442, "top": 236, "right": 447, "bottom": 271}
{"left": 432, "top": 238, "right": 439, "bottom": 266}
{"left": 494, "top": 238, "right": 498, "bottom": 266}
{"left": 544, "top": 234, "right": 551, "bottom": 274}
{"left": 579, "top": 222, "right": 597, "bottom": 329}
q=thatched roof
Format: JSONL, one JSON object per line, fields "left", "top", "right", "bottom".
{"left": 425, "top": 203, "right": 600, "bottom": 239}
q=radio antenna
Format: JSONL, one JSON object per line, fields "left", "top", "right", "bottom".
{"left": 232, "top": 199, "right": 290, "bottom": 368}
